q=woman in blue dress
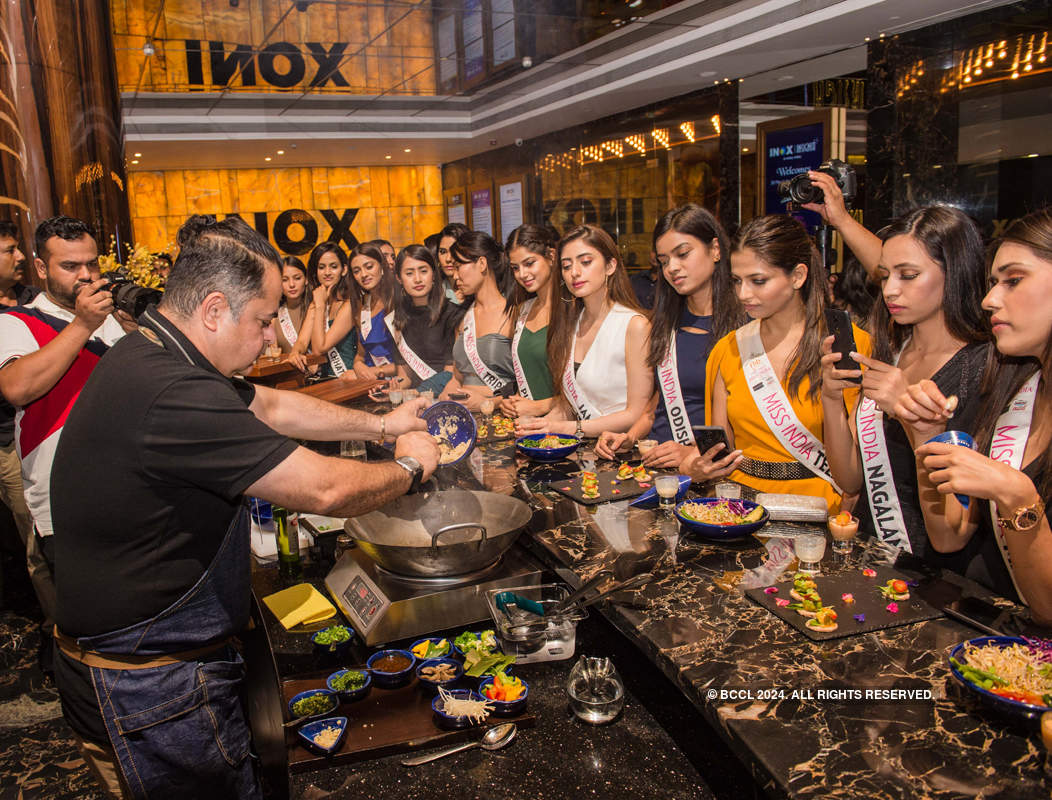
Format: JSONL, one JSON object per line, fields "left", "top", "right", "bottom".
{"left": 349, "top": 242, "right": 399, "bottom": 381}
{"left": 596, "top": 204, "right": 743, "bottom": 465}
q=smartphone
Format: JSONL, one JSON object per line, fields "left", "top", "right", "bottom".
{"left": 823, "top": 308, "right": 861, "bottom": 383}
{"left": 448, "top": 391, "right": 470, "bottom": 401}
{"left": 692, "top": 425, "right": 729, "bottom": 458}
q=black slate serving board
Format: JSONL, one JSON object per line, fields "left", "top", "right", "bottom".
{"left": 745, "top": 566, "right": 943, "bottom": 641}
{"left": 545, "top": 466, "right": 659, "bottom": 506}
{"left": 473, "top": 414, "right": 517, "bottom": 443}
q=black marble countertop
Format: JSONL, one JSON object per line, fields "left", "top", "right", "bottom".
{"left": 256, "top": 429, "right": 1052, "bottom": 798}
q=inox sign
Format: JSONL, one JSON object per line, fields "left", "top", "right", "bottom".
{"left": 185, "top": 40, "right": 351, "bottom": 88}
{"left": 225, "top": 208, "right": 359, "bottom": 255}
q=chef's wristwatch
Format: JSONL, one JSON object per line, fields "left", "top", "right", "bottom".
{"left": 997, "top": 499, "right": 1046, "bottom": 532}
{"left": 395, "top": 456, "right": 424, "bottom": 494}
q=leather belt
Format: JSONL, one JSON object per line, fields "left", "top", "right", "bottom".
{"left": 53, "top": 626, "right": 232, "bottom": 671}
{"left": 737, "top": 456, "right": 812, "bottom": 482}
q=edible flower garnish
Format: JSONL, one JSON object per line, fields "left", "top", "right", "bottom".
{"left": 886, "top": 602, "right": 899, "bottom": 613}
{"left": 764, "top": 587, "right": 778, "bottom": 594}
{"left": 853, "top": 614, "right": 865, "bottom": 623}
{"left": 841, "top": 593, "right": 854, "bottom": 604}
{"left": 862, "top": 568, "right": 877, "bottom": 578}
{"left": 775, "top": 598, "right": 790, "bottom": 607}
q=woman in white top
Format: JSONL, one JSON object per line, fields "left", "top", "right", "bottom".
{"left": 272, "top": 256, "right": 313, "bottom": 354}
{"left": 517, "top": 225, "right": 652, "bottom": 439}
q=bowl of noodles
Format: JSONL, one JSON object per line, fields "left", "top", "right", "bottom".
{"left": 674, "top": 498, "right": 769, "bottom": 540}
{"left": 422, "top": 401, "right": 477, "bottom": 466}
{"left": 948, "top": 635, "right": 1052, "bottom": 719}
{"left": 515, "top": 433, "right": 581, "bottom": 462}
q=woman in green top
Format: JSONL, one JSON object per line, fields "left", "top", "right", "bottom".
{"left": 500, "top": 224, "right": 557, "bottom": 418}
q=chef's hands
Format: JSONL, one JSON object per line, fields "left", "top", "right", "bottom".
{"left": 820, "top": 335, "right": 862, "bottom": 401}
{"left": 679, "top": 443, "right": 742, "bottom": 483}
{"left": 394, "top": 431, "right": 439, "bottom": 480}
{"left": 383, "top": 396, "right": 429, "bottom": 437}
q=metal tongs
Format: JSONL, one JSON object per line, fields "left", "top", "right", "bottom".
{"left": 506, "top": 572, "right": 653, "bottom": 635}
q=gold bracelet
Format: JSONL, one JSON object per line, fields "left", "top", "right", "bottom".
{"left": 379, "top": 416, "right": 386, "bottom": 443}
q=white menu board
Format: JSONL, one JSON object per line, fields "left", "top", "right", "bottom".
{"left": 491, "top": 0, "right": 516, "bottom": 67}
{"left": 499, "top": 180, "right": 523, "bottom": 236}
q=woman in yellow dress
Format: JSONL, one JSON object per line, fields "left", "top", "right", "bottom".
{"left": 681, "top": 214, "right": 870, "bottom": 512}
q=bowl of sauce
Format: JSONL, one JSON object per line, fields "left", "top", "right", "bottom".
{"left": 366, "top": 648, "right": 416, "bottom": 688}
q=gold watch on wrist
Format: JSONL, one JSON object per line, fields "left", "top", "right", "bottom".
{"left": 997, "top": 498, "right": 1046, "bottom": 532}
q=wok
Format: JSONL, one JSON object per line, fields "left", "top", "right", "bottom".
{"left": 345, "top": 489, "right": 532, "bottom": 578}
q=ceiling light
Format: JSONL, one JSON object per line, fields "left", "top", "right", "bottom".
{"left": 264, "top": 156, "right": 271, "bottom": 162}
{"left": 133, "top": 152, "right": 142, "bottom": 157}
{"left": 742, "top": 147, "right": 749, "bottom": 153}
{"left": 277, "top": 149, "right": 284, "bottom": 155}
{"left": 1027, "top": 153, "right": 1039, "bottom": 158}
{"left": 385, "top": 154, "right": 392, "bottom": 159}
{"left": 130, "top": 159, "right": 139, "bottom": 165}
{"left": 142, "top": 41, "right": 155, "bottom": 56}
{"left": 404, "top": 148, "right": 411, "bottom": 153}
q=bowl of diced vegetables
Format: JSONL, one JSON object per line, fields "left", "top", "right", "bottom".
{"left": 674, "top": 498, "right": 769, "bottom": 540}
{"left": 515, "top": 433, "right": 581, "bottom": 462}
{"left": 410, "top": 637, "right": 455, "bottom": 660}
{"left": 452, "top": 629, "right": 516, "bottom": 678}
{"left": 311, "top": 625, "right": 354, "bottom": 659}
{"left": 948, "top": 635, "right": 1052, "bottom": 720}
{"left": 416, "top": 657, "right": 464, "bottom": 694}
{"left": 288, "top": 688, "right": 339, "bottom": 725}
{"left": 326, "top": 668, "right": 371, "bottom": 702}
{"left": 478, "top": 673, "right": 528, "bottom": 715}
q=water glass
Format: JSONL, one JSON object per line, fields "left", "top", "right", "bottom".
{"left": 420, "top": 390, "right": 435, "bottom": 405}
{"left": 793, "top": 533, "right": 827, "bottom": 574}
{"left": 655, "top": 475, "right": 680, "bottom": 508}
{"left": 636, "top": 439, "right": 657, "bottom": 457}
{"left": 404, "top": 388, "right": 419, "bottom": 401}
{"left": 715, "top": 482, "right": 741, "bottom": 500}
{"left": 389, "top": 389, "right": 404, "bottom": 407}
{"left": 567, "top": 656, "right": 625, "bottom": 724}
{"left": 340, "top": 439, "right": 366, "bottom": 459}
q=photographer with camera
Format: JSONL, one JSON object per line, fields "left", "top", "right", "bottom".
{"left": 0, "top": 216, "right": 134, "bottom": 673}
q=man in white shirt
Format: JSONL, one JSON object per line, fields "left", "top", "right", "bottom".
{"left": 0, "top": 216, "right": 130, "bottom": 661}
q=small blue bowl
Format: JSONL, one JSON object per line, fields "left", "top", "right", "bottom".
{"left": 287, "top": 688, "right": 339, "bottom": 725}
{"left": 925, "top": 431, "right": 977, "bottom": 508}
{"left": 477, "top": 676, "right": 529, "bottom": 716}
{"left": 948, "top": 636, "right": 1052, "bottom": 720}
{"left": 325, "top": 669, "right": 372, "bottom": 703}
{"left": 515, "top": 433, "right": 582, "bottom": 462}
{"left": 410, "top": 637, "right": 456, "bottom": 661}
{"left": 432, "top": 689, "right": 488, "bottom": 729}
{"left": 366, "top": 649, "right": 417, "bottom": 689}
{"left": 311, "top": 626, "right": 355, "bottom": 660}
{"left": 422, "top": 401, "right": 477, "bottom": 465}
{"left": 416, "top": 657, "right": 464, "bottom": 694}
{"left": 296, "top": 716, "right": 348, "bottom": 755}
{"left": 674, "top": 498, "right": 769, "bottom": 540}
{"left": 629, "top": 474, "right": 692, "bottom": 508}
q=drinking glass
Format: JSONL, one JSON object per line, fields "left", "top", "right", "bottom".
{"left": 793, "top": 533, "right": 827, "bottom": 574}
{"left": 567, "top": 656, "right": 625, "bottom": 724}
{"left": 655, "top": 475, "right": 680, "bottom": 509}
{"left": 388, "top": 389, "right": 404, "bottom": 407}
{"left": 480, "top": 397, "right": 495, "bottom": 424}
{"left": 420, "top": 390, "right": 435, "bottom": 405}
{"left": 340, "top": 439, "right": 366, "bottom": 459}
{"left": 828, "top": 514, "right": 859, "bottom": 554}
{"left": 404, "top": 388, "right": 419, "bottom": 402}
{"left": 636, "top": 439, "right": 657, "bottom": 457}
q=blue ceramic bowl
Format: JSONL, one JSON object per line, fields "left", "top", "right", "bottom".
{"left": 477, "top": 676, "right": 529, "bottom": 716}
{"left": 410, "top": 637, "right": 456, "bottom": 661}
{"left": 515, "top": 434, "right": 582, "bottom": 462}
{"left": 366, "top": 649, "right": 417, "bottom": 689}
{"left": 287, "top": 688, "right": 339, "bottom": 724}
{"left": 432, "top": 689, "right": 488, "bottom": 729}
{"left": 311, "top": 626, "right": 354, "bottom": 660}
{"left": 674, "top": 498, "right": 769, "bottom": 540}
{"left": 325, "top": 668, "right": 371, "bottom": 703}
{"left": 297, "top": 716, "right": 348, "bottom": 755}
{"left": 948, "top": 636, "right": 1052, "bottom": 719}
{"left": 422, "top": 401, "right": 477, "bottom": 465}
{"left": 416, "top": 657, "right": 464, "bottom": 694}
{"left": 629, "top": 474, "right": 692, "bottom": 508}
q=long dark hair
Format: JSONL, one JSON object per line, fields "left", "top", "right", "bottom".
{"left": 546, "top": 225, "right": 643, "bottom": 402}
{"left": 832, "top": 257, "right": 879, "bottom": 327}
{"left": 450, "top": 231, "right": 516, "bottom": 316}
{"left": 732, "top": 215, "right": 828, "bottom": 401}
{"left": 973, "top": 208, "right": 1052, "bottom": 497}
{"left": 647, "top": 204, "right": 743, "bottom": 369}
{"left": 869, "top": 205, "right": 990, "bottom": 363}
{"left": 306, "top": 242, "right": 358, "bottom": 318}
{"left": 393, "top": 244, "right": 447, "bottom": 328}
{"left": 505, "top": 224, "right": 558, "bottom": 308}
{"left": 349, "top": 241, "right": 397, "bottom": 312}
{"left": 279, "top": 256, "right": 311, "bottom": 307}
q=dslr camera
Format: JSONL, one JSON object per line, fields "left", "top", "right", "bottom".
{"left": 101, "top": 270, "right": 163, "bottom": 318}
{"left": 778, "top": 158, "right": 857, "bottom": 208}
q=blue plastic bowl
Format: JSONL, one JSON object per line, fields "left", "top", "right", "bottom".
{"left": 296, "top": 716, "right": 348, "bottom": 755}
{"left": 674, "top": 498, "right": 769, "bottom": 540}
{"left": 311, "top": 626, "right": 355, "bottom": 660}
{"left": 515, "top": 433, "right": 582, "bottom": 462}
{"left": 410, "top": 637, "right": 456, "bottom": 660}
{"left": 325, "top": 668, "right": 372, "bottom": 703}
{"left": 366, "top": 649, "right": 417, "bottom": 689}
{"left": 432, "top": 688, "right": 488, "bottom": 729}
{"left": 477, "top": 676, "right": 529, "bottom": 716}
{"left": 629, "top": 474, "right": 692, "bottom": 508}
{"left": 416, "top": 657, "right": 464, "bottom": 694}
{"left": 422, "top": 401, "right": 477, "bottom": 465}
{"left": 287, "top": 688, "right": 339, "bottom": 725}
{"left": 948, "top": 636, "right": 1052, "bottom": 720}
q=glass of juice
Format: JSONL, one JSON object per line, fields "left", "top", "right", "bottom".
{"left": 828, "top": 512, "right": 859, "bottom": 554}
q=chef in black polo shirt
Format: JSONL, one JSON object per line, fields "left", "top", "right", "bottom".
{"left": 49, "top": 215, "right": 439, "bottom": 800}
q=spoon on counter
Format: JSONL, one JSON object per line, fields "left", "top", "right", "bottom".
{"left": 400, "top": 722, "right": 517, "bottom": 766}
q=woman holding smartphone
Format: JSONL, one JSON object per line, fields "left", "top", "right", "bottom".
{"left": 895, "top": 209, "right": 1052, "bottom": 619}
{"left": 596, "top": 204, "right": 743, "bottom": 466}
{"left": 517, "top": 225, "right": 652, "bottom": 439}
{"left": 683, "top": 214, "right": 870, "bottom": 511}
{"left": 349, "top": 242, "right": 399, "bottom": 381}
{"left": 295, "top": 242, "right": 358, "bottom": 378}
{"left": 500, "top": 224, "right": 558, "bottom": 419}
{"left": 387, "top": 244, "right": 463, "bottom": 394}
{"left": 820, "top": 206, "right": 990, "bottom": 557}
{"left": 273, "top": 256, "right": 313, "bottom": 354}
{"left": 440, "top": 231, "right": 517, "bottom": 410}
